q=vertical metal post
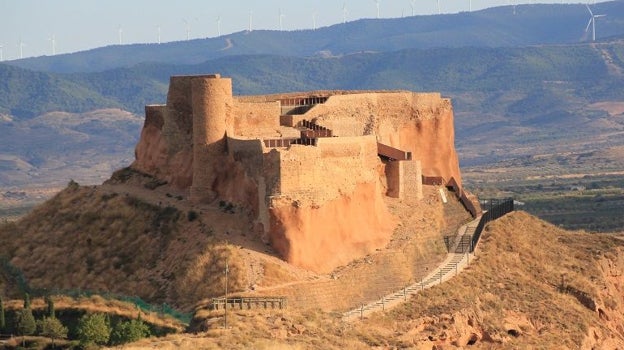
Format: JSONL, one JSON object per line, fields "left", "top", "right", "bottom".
{"left": 360, "top": 304, "right": 364, "bottom": 320}
{"left": 403, "top": 287, "right": 406, "bottom": 301}
{"left": 224, "top": 258, "right": 229, "bottom": 329}
{"left": 381, "top": 296, "right": 385, "bottom": 311}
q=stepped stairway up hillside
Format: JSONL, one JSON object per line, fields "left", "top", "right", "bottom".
{"left": 343, "top": 215, "right": 481, "bottom": 320}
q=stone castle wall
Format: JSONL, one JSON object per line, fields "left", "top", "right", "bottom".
{"left": 274, "top": 136, "right": 379, "bottom": 204}
{"left": 295, "top": 91, "right": 461, "bottom": 187}
{"left": 131, "top": 74, "right": 462, "bottom": 273}
{"left": 232, "top": 100, "right": 281, "bottom": 138}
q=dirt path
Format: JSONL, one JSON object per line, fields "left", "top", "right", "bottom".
{"left": 219, "top": 38, "right": 233, "bottom": 51}
{"left": 594, "top": 44, "right": 624, "bottom": 77}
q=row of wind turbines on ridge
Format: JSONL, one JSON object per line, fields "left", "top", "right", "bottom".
{"left": 0, "top": 1, "right": 609, "bottom": 61}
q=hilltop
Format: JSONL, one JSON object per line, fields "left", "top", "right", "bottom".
{"left": 94, "top": 211, "right": 624, "bottom": 349}
{"left": 3, "top": 180, "right": 623, "bottom": 348}
{"left": 6, "top": 2, "right": 624, "bottom": 74}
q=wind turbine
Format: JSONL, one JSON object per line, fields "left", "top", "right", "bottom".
{"left": 342, "top": 3, "right": 348, "bottom": 24}
{"left": 0, "top": 45, "right": 3, "bottom": 61}
{"left": 374, "top": 0, "right": 380, "bottom": 19}
{"left": 118, "top": 26, "right": 123, "bottom": 45}
{"left": 216, "top": 16, "right": 221, "bottom": 36}
{"left": 248, "top": 10, "right": 253, "bottom": 32}
{"left": 437, "top": 0, "right": 441, "bottom": 14}
{"left": 312, "top": 11, "right": 317, "bottom": 30}
{"left": 183, "top": 19, "right": 191, "bottom": 40}
{"left": 409, "top": 0, "right": 415, "bottom": 16}
{"left": 585, "top": 4, "right": 606, "bottom": 42}
{"left": 279, "top": 8, "right": 285, "bottom": 31}
{"left": 18, "top": 39, "right": 26, "bottom": 59}
{"left": 48, "top": 34, "right": 56, "bottom": 55}
{"left": 469, "top": 0, "right": 472, "bottom": 12}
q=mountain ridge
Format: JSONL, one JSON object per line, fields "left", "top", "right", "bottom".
{"left": 5, "top": 2, "right": 624, "bottom": 74}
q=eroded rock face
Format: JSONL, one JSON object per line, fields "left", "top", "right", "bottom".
{"left": 269, "top": 182, "right": 397, "bottom": 273}
{"left": 132, "top": 105, "right": 193, "bottom": 188}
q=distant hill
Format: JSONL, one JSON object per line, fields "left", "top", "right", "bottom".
{"left": 6, "top": 1, "right": 624, "bottom": 74}
{"left": 0, "top": 63, "right": 122, "bottom": 118}
{"left": 2, "top": 40, "right": 623, "bottom": 119}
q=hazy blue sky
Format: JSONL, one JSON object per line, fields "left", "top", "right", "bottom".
{"left": 0, "top": 1, "right": 604, "bottom": 60}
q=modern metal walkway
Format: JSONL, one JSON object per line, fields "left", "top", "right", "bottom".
{"left": 343, "top": 216, "right": 481, "bottom": 321}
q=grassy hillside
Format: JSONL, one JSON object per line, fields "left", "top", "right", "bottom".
{"left": 0, "top": 63, "right": 122, "bottom": 118}
{"left": 3, "top": 40, "right": 623, "bottom": 119}
{"left": 0, "top": 172, "right": 467, "bottom": 312}
{"left": 7, "top": 2, "right": 624, "bottom": 74}
{"left": 116, "top": 212, "right": 624, "bottom": 349}
{"left": 0, "top": 176, "right": 249, "bottom": 310}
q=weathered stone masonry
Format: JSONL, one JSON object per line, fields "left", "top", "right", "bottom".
{"left": 132, "top": 74, "right": 466, "bottom": 273}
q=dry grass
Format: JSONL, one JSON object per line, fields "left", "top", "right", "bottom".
{"left": 0, "top": 182, "right": 248, "bottom": 310}
{"left": 4, "top": 295, "right": 185, "bottom": 332}
{"left": 371, "top": 211, "right": 624, "bottom": 348}
{"left": 3, "top": 173, "right": 624, "bottom": 347}
{"left": 131, "top": 211, "right": 624, "bottom": 349}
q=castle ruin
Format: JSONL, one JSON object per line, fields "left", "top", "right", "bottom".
{"left": 132, "top": 74, "right": 471, "bottom": 273}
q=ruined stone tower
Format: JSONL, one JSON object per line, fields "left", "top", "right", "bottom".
{"left": 189, "top": 74, "right": 233, "bottom": 203}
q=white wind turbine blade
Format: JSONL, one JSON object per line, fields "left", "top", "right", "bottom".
{"left": 585, "top": 17, "right": 593, "bottom": 32}
{"left": 585, "top": 4, "right": 593, "bottom": 16}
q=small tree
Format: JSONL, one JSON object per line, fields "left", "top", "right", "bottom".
{"left": 110, "top": 319, "right": 151, "bottom": 345}
{"left": 39, "top": 317, "right": 68, "bottom": 349}
{"left": 15, "top": 307, "right": 36, "bottom": 346}
{"left": 0, "top": 295, "right": 5, "bottom": 332}
{"left": 76, "top": 313, "right": 111, "bottom": 346}
{"left": 45, "top": 295, "right": 55, "bottom": 318}
{"left": 23, "top": 293, "right": 30, "bottom": 309}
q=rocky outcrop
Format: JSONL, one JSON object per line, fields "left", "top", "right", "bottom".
{"left": 269, "top": 182, "right": 397, "bottom": 273}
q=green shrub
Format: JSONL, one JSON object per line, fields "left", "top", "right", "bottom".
{"left": 110, "top": 319, "right": 151, "bottom": 345}
{"left": 0, "top": 296, "right": 5, "bottom": 331}
{"left": 15, "top": 307, "right": 36, "bottom": 344}
{"left": 38, "top": 316, "right": 68, "bottom": 346}
{"left": 76, "top": 313, "right": 111, "bottom": 346}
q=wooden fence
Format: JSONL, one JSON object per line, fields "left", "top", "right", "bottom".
{"left": 209, "top": 297, "right": 287, "bottom": 310}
